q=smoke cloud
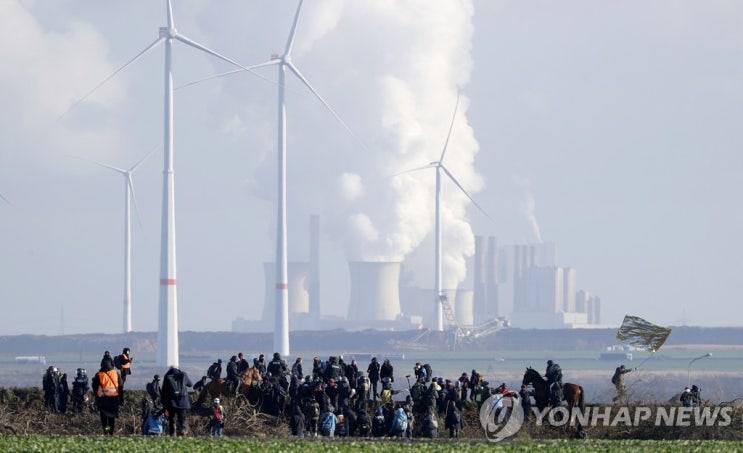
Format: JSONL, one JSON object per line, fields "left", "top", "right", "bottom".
{"left": 306, "top": 0, "right": 482, "bottom": 291}
{"left": 517, "top": 177, "right": 543, "bottom": 244}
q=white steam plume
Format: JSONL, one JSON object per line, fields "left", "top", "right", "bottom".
{"left": 316, "top": 0, "right": 481, "bottom": 290}
{"left": 517, "top": 177, "right": 543, "bottom": 244}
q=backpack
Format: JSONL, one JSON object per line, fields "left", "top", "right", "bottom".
{"left": 611, "top": 371, "right": 620, "bottom": 385}
{"left": 321, "top": 412, "right": 335, "bottom": 431}
{"left": 113, "top": 355, "right": 122, "bottom": 370}
{"left": 213, "top": 406, "right": 224, "bottom": 422}
{"left": 143, "top": 415, "right": 163, "bottom": 435}
{"left": 392, "top": 408, "right": 408, "bottom": 432}
{"left": 166, "top": 373, "right": 185, "bottom": 399}
{"left": 423, "top": 364, "right": 432, "bottom": 382}
{"left": 357, "top": 375, "right": 370, "bottom": 392}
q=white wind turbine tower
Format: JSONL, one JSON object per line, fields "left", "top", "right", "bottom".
{"left": 255, "top": 0, "right": 361, "bottom": 356}
{"left": 85, "top": 151, "right": 153, "bottom": 333}
{"left": 65, "top": 0, "right": 258, "bottom": 366}
{"left": 181, "top": 0, "right": 357, "bottom": 356}
{"left": 402, "top": 94, "right": 491, "bottom": 332}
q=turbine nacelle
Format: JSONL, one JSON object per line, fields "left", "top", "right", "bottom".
{"left": 159, "top": 27, "right": 177, "bottom": 40}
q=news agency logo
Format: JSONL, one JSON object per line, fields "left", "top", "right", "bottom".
{"left": 479, "top": 394, "right": 524, "bottom": 443}
{"left": 479, "top": 399, "right": 734, "bottom": 442}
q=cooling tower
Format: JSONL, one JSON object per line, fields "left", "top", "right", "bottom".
{"left": 347, "top": 261, "right": 402, "bottom": 321}
{"left": 455, "top": 289, "right": 474, "bottom": 327}
{"left": 263, "top": 262, "right": 310, "bottom": 323}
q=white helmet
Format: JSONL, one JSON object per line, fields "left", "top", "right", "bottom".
{"left": 213, "top": 398, "right": 220, "bottom": 405}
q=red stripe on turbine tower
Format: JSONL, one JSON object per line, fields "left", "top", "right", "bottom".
{"left": 160, "top": 279, "right": 177, "bottom": 285}
{"left": 276, "top": 283, "right": 288, "bottom": 290}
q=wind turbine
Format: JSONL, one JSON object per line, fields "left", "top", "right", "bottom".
{"left": 84, "top": 150, "right": 154, "bottom": 334}
{"left": 180, "top": 0, "right": 357, "bottom": 356}
{"left": 400, "top": 94, "right": 492, "bottom": 332}
{"left": 64, "top": 0, "right": 259, "bottom": 366}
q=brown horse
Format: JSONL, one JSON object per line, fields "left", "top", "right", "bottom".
{"left": 522, "top": 367, "right": 584, "bottom": 411}
{"left": 196, "top": 367, "right": 263, "bottom": 406}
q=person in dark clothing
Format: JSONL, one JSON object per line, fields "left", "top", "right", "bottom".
{"left": 367, "top": 357, "right": 381, "bottom": 402}
{"left": 91, "top": 360, "right": 122, "bottom": 435}
{"left": 324, "top": 356, "right": 343, "bottom": 383}
{"left": 356, "top": 407, "right": 371, "bottom": 437}
{"left": 291, "top": 357, "right": 304, "bottom": 380}
{"left": 161, "top": 367, "right": 193, "bottom": 436}
{"left": 519, "top": 384, "right": 535, "bottom": 419}
{"left": 421, "top": 407, "right": 439, "bottom": 438}
{"left": 691, "top": 385, "right": 702, "bottom": 407}
{"left": 237, "top": 353, "right": 250, "bottom": 374}
{"left": 325, "top": 378, "right": 339, "bottom": 411}
{"left": 545, "top": 360, "right": 563, "bottom": 406}
{"left": 371, "top": 406, "right": 386, "bottom": 437}
{"left": 100, "top": 351, "right": 115, "bottom": 370}
{"left": 458, "top": 372, "right": 470, "bottom": 401}
{"left": 147, "top": 374, "right": 162, "bottom": 408}
{"left": 289, "top": 404, "right": 306, "bottom": 437}
{"left": 207, "top": 359, "right": 223, "bottom": 380}
{"left": 343, "top": 405, "right": 358, "bottom": 436}
{"left": 253, "top": 354, "right": 267, "bottom": 376}
{"left": 346, "top": 359, "right": 359, "bottom": 391}
{"left": 116, "top": 348, "right": 133, "bottom": 384}
{"left": 71, "top": 368, "right": 90, "bottom": 413}
{"left": 611, "top": 364, "right": 635, "bottom": 403}
{"left": 267, "top": 352, "right": 288, "bottom": 378}
{"left": 42, "top": 366, "right": 59, "bottom": 412}
{"left": 444, "top": 396, "right": 461, "bottom": 437}
{"left": 57, "top": 372, "right": 70, "bottom": 414}
{"left": 226, "top": 355, "right": 240, "bottom": 394}
{"left": 312, "top": 357, "right": 324, "bottom": 380}
{"left": 380, "top": 358, "right": 394, "bottom": 383}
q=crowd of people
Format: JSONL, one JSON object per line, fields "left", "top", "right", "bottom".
{"left": 40, "top": 349, "right": 706, "bottom": 438}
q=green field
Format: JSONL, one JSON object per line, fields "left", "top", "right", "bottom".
{"left": 1, "top": 435, "right": 741, "bottom": 452}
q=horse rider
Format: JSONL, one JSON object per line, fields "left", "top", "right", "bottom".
{"left": 207, "top": 359, "right": 223, "bottom": 381}
{"left": 544, "top": 360, "right": 563, "bottom": 406}
{"left": 226, "top": 355, "right": 240, "bottom": 394}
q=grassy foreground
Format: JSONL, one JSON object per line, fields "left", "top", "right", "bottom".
{"left": 1, "top": 435, "right": 741, "bottom": 453}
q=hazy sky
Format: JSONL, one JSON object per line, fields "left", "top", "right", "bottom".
{"left": 1, "top": 0, "right": 741, "bottom": 335}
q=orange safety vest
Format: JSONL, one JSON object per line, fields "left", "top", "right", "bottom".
{"left": 97, "top": 370, "right": 119, "bottom": 398}
{"left": 120, "top": 353, "right": 132, "bottom": 370}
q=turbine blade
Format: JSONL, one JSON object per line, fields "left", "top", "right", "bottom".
{"left": 166, "top": 0, "right": 175, "bottom": 29}
{"left": 174, "top": 33, "right": 259, "bottom": 76}
{"left": 70, "top": 154, "right": 126, "bottom": 174}
{"left": 439, "top": 93, "right": 461, "bottom": 163}
{"left": 0, "top": 193, "right": 12, "bottom": 206}
{"left": 390, "top": 163, "right": 436, "bottom": 178}
{"left": 127, "top": 174, "right": 145, "bottom": 235}
{"left": 284, "top": 0, "right": 304, "bottom": 56}
{"left": 441, "top": 165, "right": 494, "bottom": 222}
{"left": 129, "top": 144, "right": 160, "bottom": 173}
{"left": 58, "top": 36, "right": 165, "bottom": 121}
{"left": 286, "top": 61, "right": 370, "bottom": 153}
{"left": 175, "top": 59, "right": 279, "bottom": 91}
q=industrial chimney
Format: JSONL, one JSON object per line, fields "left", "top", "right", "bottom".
{"left": 347, "top": 261, "right": 402, "bottom": 321}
